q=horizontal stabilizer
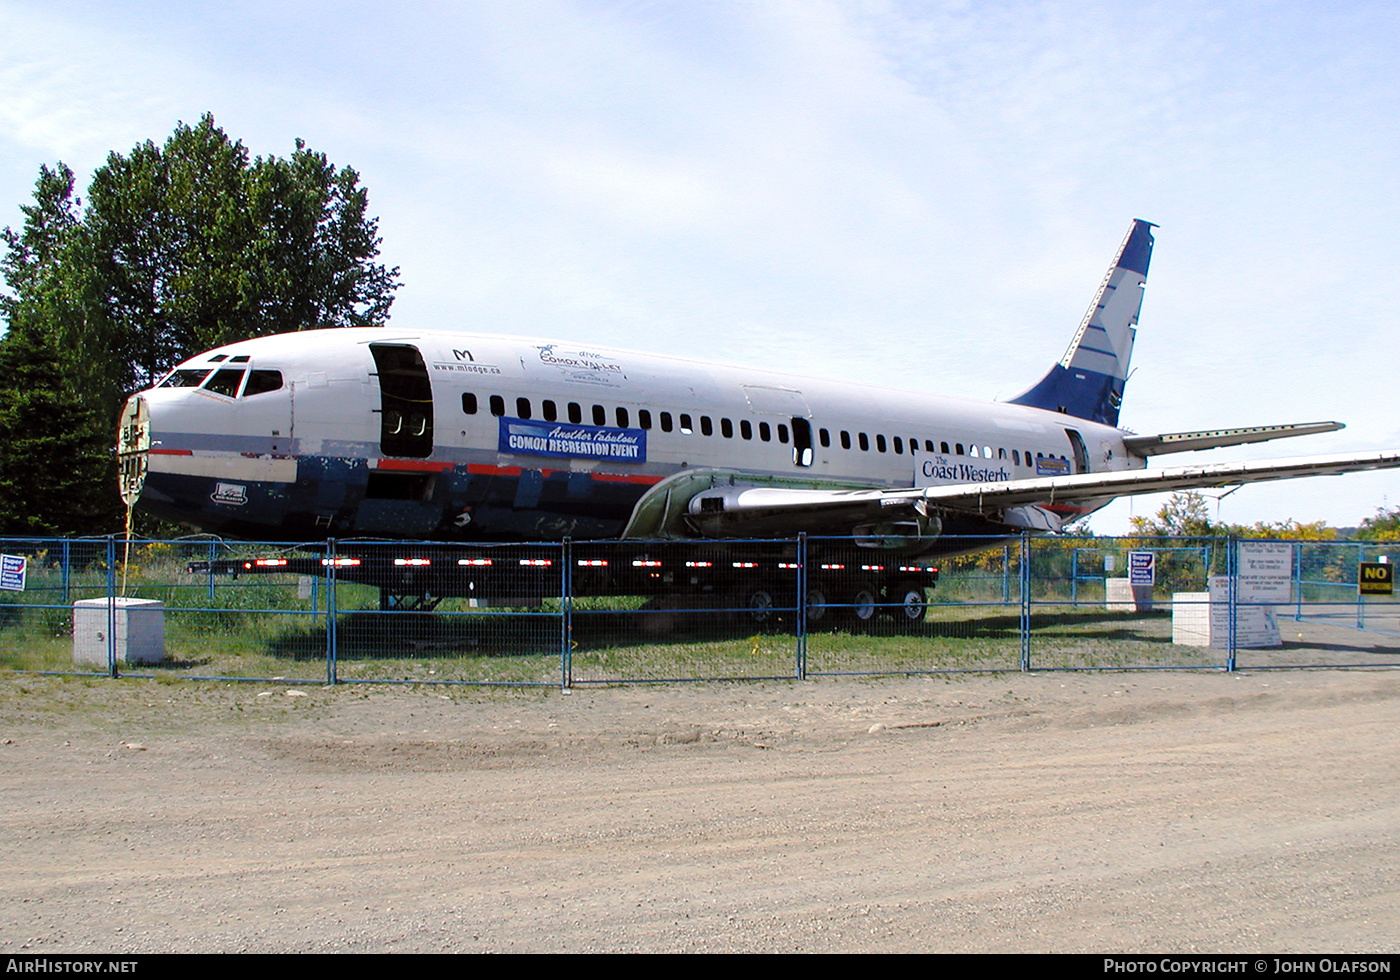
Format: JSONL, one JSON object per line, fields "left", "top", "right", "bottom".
{"left": 1123, "top": 421, "right": 1345, "bottom": 456}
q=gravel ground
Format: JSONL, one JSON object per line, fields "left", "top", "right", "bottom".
{"left": 1, "top": 667, "right": 1398, "bottom": 953}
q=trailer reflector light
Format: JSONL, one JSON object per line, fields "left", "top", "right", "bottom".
{"left": 577, "top": 559, "right": 609, "bottom": 567}
{"left": 254, "top": 558, "right": 288, "bottom": 567}
{"left": 394, "top": 558, "right": 432, "bottom": 566}
{"left": 632, "top": 559, "right": 663, "bottom": 567}
{"left": 518, "top": 558, "right": 553, "bottom": 567}
{"left": 899, "top": 565, "right": 939, "bottom": 573}
{"left": 457, "top": 558, "right": 494, "bottom": 566}
{"left": 731, "top": 561, "right": 758, "bottom": 569}
{"left": 861, "top": 564, "right": 884, "bottom": 571}
{"left": 321, "top": 558, "right": 361, "bottom": 567}
{"left": 820, "top": 563, "right": 845, "bottom": 570}
{"left": 685, "top": 561, "right": 713, "bottom": 568}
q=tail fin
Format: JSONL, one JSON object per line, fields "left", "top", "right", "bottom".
{"left": 1007, "top": 218, "right": 1155, "bottom": 427}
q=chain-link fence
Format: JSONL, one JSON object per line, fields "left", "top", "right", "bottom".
{"left": 3, "top": 534, "right": 1397, "bottom": 684}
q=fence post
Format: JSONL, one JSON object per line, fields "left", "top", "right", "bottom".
{"left": 206, "top": 538, "right": 217, "bottom": 604}
{"left": 1293, "top": 541, "right": 1303, "bottom": 621}
{"left": 1002, "top": 543, "right": 1011, "bottom": 603}
{"left": 1019, "top": 532, "right": 1031, "bottom": 671}
{"left": 61, "top": 539, "right": 70, "bottom": 604}
{"left": 1226, "top": 534, "right": 1238, "bottom": 672}
{"left": 105, "top": 535, "right": 117, "bottom": 678}
{"left": 325, "top": 539, "right": 338, "bottom": 685}
{"left": 796, "top": 533, "right": 808, "bottom": 680}
{"left": 561, "top": 537, "right": 573, "bottom": 690}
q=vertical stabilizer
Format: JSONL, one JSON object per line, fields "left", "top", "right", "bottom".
{"left": 1007, "top": 219, "right": 1155, "bottom": 426}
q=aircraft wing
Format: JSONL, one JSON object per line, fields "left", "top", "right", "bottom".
{"left": 684, "top": 451, "right": 1400, "bottom": 536}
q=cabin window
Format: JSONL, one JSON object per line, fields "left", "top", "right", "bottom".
{"left": 1013, "top": 450, "right": 1020, "bottom": 465}
{"left": 661, "top": 412, "right": 674, "bottom": 433}
{"left": 740, "top": 420, "right": 752, "bottom": 440}
{"left": 568, "top": 402, "right": 582, "bottom": 424}
{"left": 984, "top": 446, "right": 993, "bottom": 459}
{"left": 998, "top": 447, "right": 1007, "bottom": 460}
{"left": 893, "top": 436, "right": 904, "bottom": 455}
{"left": 516, "top": 397, "right": 532, "bottom": 420}
{"left": 592, "top": 405, "right": 605, "bottom": 426}
{"left": 244, "top": 370, "right": 283, "bottom": 397}
{"left": 955, "top": 443, "right": 964, "bottom": 455}
{"left": 208, "top": 355, "right": 227, "bottom": 363}
{"left": 759, "top": 422, "right": 771, "bottom": 442}
{"left": 204, "top": 369, "right": 245, "bottom": 398}
{"left": 721, "top": 418, "right": 734, "bottom": 438}
{"left": 543, "top": 400, "right": 558, "bottom": 422}
{"left": 940, "top": 441, "right": 949, "bottom": 454}
{"left": 876, "top": 434, "right": 887, "bottom": 453}
{"left": 679, "top": 413, "right": 693, "bottom": 434}
{"left": 461, "top": 393, "right": 478, "bottom": 415}
{"left": 700, "top": 416, "right": 713, "bottom": 436}
{"left": 970, "top": 445, "right": 979, "bottom": 458}
{"left": 639, "top": 409, "right": 652, "bottom": 429}
{"left": 229, "top": 355, "right": 250, "bottom": 363}
{"left": 840, "top": 430, "right": 851, "bottom": 450}
{"left": 777, "top": 423, "right": 789, "bottom": 444}
{"left": 616, "top": 407, "right": 629, "bottom": 428}
{"left": 819, "top": 428, "right": 830, "bottom": 448}
{"left": 858, "top": 432, "right": 869, "bottom": 452}
{"left": 489, "top": 395, "right": 505, "bottom": 417}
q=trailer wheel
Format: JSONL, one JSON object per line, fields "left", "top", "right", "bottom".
{"left": 804, "top": 587, "right": 829, "bottom": 624}
{"left": 892, "top": 584, "right": 928, "bottom": 624}
{"left": 744, "top": 588, "right": 776, "bottom": 624}
{"left": 847, "top": 583, "right": 879, "bottom": 623}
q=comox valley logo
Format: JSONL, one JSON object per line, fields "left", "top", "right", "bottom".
{"left": 499, "top": 417, "right": 647, "bottom": 462}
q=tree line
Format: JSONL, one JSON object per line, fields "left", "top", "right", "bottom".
{"left": 0, "top": 114, "right": 399, "bottom": 536}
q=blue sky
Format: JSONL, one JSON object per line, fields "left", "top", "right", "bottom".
{"left": 3, "top": 0, "right": 1398, "bottom": 533}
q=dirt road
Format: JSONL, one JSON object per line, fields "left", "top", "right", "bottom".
{"left": 2, "top": 668, "right": 1398, "bottom": 953}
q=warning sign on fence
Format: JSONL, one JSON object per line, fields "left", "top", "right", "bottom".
{"left": 1359, "top": 561, "right": 1394, "bottom": 595}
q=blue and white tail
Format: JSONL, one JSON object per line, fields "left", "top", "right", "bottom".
{"left": 1007, "top": 219, "right": 1155, "bottom": 427}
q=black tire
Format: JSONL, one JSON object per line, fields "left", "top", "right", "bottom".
{"left": 847, "top": 583, "right": 879, "bottom": 623}
{"left": 745, "top": 588, "right": 776, "bottom": 625}
{"left": 892, "top": 584, "right": 928, "bottom": 624}
{"left": 804, "top": 587, "right": 829, "bottom": 624}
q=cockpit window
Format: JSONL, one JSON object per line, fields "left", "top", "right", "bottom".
{"left": 159, "top": 369, "right": 212, "bottom": 388}
{"left": 204, "top": 369, "right": 246, "bottom": 398}
{"left": 244, "top": 370, "right": 283, "bottom": 397}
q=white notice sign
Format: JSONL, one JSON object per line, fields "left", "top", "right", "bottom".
{"left": 1237, "top": 541, "right": 1293, "bottom": 603}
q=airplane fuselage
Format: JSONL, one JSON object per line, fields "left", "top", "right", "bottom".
{"left": 127, "top": 328, "right": 1140, "bottom": 543}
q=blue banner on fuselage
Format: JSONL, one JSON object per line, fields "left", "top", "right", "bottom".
{"left": 499, "top": 417, "right": 646, "bottom": 463}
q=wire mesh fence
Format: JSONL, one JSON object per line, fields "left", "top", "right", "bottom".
{"left": 2, "top": 534, "right": 1398, "bottom": 684}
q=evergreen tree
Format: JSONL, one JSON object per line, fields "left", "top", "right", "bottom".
{"left": 0, "top": 114, "right": 400, "bottom": 536}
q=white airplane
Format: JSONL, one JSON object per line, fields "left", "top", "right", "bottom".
{"left": 116, "top": 219, "right": 1400, "bottom": 552}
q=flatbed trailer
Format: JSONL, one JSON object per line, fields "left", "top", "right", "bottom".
{"left": 188, "top": 539, "right": 940, "bottom": 624}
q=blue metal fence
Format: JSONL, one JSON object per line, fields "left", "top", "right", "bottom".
{"left": 1, "top": 534, "right": 1397, "bottom": 685}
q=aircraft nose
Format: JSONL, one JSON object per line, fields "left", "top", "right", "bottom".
{"left": 116, "top": 394, "right": 150, "bottom": 508}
